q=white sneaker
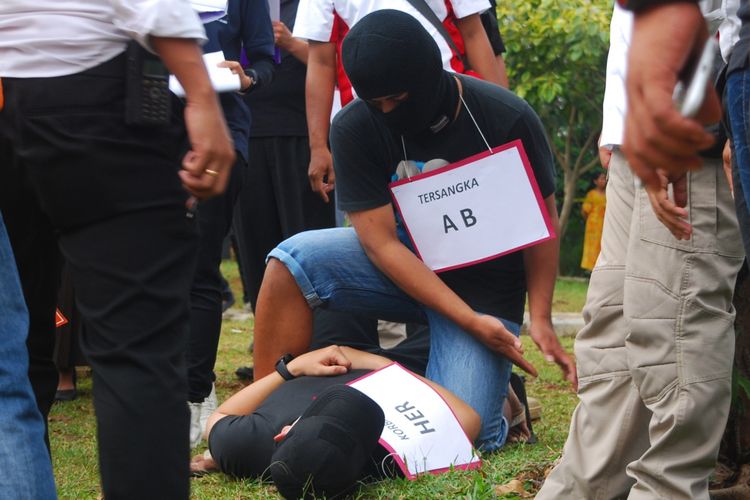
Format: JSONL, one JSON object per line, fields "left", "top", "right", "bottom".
{"left": 198, "top": 383, "right": 217, "bottom": 442}
{"left": 188, "top": 401, "right": 202, "bottom": 449}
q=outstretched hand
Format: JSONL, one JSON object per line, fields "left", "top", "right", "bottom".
{"left": 286, "top": 345, "right": 352, "bottom": 377}
{"left": 528, "top": 320, "right": 577, "bottom": 390}
{"left": 472, "top": 315, "right": 538, "bottom": 377}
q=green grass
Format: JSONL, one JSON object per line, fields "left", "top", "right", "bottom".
{"left": 49, "top": 262, "right": 584, "bottom": 499}
{"left": 550, "top": 277, "right": 587, "bottom": 313}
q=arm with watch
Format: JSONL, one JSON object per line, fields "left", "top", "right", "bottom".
{"left": 204, "top": 346, "right": 358, "bottom": 439}
{"left": 215, "top": 0, "right": 275, "bottom": 94}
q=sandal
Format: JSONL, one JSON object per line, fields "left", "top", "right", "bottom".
{"left": 509, "top": 373, "right": 538, "bottom": 444}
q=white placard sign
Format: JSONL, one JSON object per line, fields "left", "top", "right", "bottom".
{"left": 169, "top": 51, "right": 240, "bottom": 97}
{"left": 389, "top": 140, "right": 555, "bottom": 272}
{"left": 348, "top": 363, "right": 480, "bottom": 479}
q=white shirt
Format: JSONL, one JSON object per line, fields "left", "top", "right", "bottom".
{"left": 292, "top": 0, "right": 490, "bottom": 87}
{"left": 0, "top": 0, "right": 206, "bottom": 78}
{"left": 600, "top": 4, "right": 631, "bottom": 149}
{"left": 718, "top": 0, "right": 740, "bottom": 62}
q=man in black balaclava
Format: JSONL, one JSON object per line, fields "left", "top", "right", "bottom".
{"left": 252, "top": 9, "right": 574, "bottom": 454}
{"left": 340, "top": 9, "right": 457, "bottom": 136}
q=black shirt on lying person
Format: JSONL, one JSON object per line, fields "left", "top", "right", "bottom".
{"left": 205, "top": 344, "right": 481, "bottom": 484}
{"left": 209, "top": 369, "right": 371, "bottom": 478}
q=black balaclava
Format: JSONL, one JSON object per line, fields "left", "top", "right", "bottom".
{"left": 341, "top": 9, "right": 459, "bottom": 137}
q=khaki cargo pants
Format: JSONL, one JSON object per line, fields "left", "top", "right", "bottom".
{"left": 537, "top": 150, "right": 744, "bottom": 500}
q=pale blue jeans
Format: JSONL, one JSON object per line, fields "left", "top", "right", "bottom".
{"left": 269, "top": 227, "right": 514, "bottom": 451}
{"left": 0, "top": 211, "right": 57, "bottom": 499}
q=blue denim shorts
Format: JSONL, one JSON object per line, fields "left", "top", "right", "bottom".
{"left": 269, "top": 227, "right": 517, "bottom": 451}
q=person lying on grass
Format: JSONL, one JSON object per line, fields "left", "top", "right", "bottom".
{"left": 192, "top": 345, "right": 530, "bottom": 497}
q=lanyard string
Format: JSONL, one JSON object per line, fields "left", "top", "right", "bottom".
{"left": 460, "top": 93, "right": 492, "bottom": 152}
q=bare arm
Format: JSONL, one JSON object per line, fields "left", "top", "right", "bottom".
{"left": 306, "top": 41, "right": 337, "bottom": 202}
{"left": 523, "top": 195, "right": 576, "bottom": 388}
{"left": 455, "top": 14, "right": 504, "bottom": 86}
{"left": 205, "top": 346, "right": 352, "bottom": 438}
{"left": 274, "top": 21, "right": 309, "bottom": 64}
{"left": 413, "top": 373, "right": 481, "bottom": 441}
{"left": 348, "top": 205, "right": 536, "bottom": 376}
{"left": 494, "top": 54, "right": 509, "bottom": 88}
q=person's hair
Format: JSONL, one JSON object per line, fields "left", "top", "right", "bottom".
{"left": 591, "top": 170, "right": 606, "bottom": 184}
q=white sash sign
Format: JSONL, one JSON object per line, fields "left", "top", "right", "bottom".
{"left": 348, "top": 363, "right": 480, "bottom": 479}
{"left": 389, "top": 139, "right": 555, "bottom": 272}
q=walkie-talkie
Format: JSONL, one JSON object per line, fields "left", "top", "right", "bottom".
{"left": 125, "top": 41, "right": 171, "bottom": 126}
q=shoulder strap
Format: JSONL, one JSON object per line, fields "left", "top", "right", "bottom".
{"left": 401, "top": 0, "right": 470, "bottom": 70}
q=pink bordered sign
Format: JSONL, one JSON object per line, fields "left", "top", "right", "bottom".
{"left": 347, "top": 363, "right": 480, "bottom": 479}
{"left": 389, "top": 139, "right": 555, "bottom": 273}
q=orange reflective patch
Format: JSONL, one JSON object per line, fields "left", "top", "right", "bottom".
{"left": 0, "top": 78, "right": 4, "bottom": 111}
{"left": 55, "top": 309, "right": 69, "bottom": 328}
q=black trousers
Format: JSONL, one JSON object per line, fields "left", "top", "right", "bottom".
{"left": 233, "top": 136, "right": 335, "bottom": 310}
{"left": 187, "top": 156, "right": 244, "bottom": 402}
{"left": 0, "top": 55, "right": 198, "bottom": 499}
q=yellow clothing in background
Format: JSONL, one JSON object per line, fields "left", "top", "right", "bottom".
{"left": 580, "top": 189, "right": 606, "bottom": 270}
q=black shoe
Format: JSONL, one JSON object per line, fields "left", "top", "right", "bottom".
{"left": 221, "top": 294, "right": 236, "bottom": 313}
{"left": 235, "top": 366, "right": 254, "bottom": 382}
{"left": 55, "top": 389, "right": 77, "bottom": 402}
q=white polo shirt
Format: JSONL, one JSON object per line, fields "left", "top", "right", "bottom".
{"left": 0, "top": 0, "right": 206, "bottom": 78}
{"left": 293, "top": 0, "right": 490, "bottom": 105}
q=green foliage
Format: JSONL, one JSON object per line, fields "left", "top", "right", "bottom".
{"left": 498, "top": 0, "right": 610, "bottom": 119}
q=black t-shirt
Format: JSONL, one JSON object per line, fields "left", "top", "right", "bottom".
{"left": 208, "top": 370, "right": 372, "bottom": 479}
{"left": 330, "top": 76, "right": 556, "bottom": 324}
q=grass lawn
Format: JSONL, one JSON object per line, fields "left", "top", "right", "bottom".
{"left": 49, "top": 263, "right": 585, "bottom": 499}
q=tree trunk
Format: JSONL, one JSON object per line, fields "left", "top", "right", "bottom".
{"left": 712, "top": 267, "right": 750, "bottom": 498}
{"left": 558, "top": 173, "right": 578, "bottom": 238}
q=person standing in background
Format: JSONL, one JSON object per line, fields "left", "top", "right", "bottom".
{"left": 233, "top": 0, "right": 336, "bottom": 314}
{"left": 294, "top": 0, "right": 504, "bottom": 204}
{"left": 579, "top": 171, "right": 607, "bottom": 272}
{"left": 185, "top": 0, "right": 275, "bottom": 449}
